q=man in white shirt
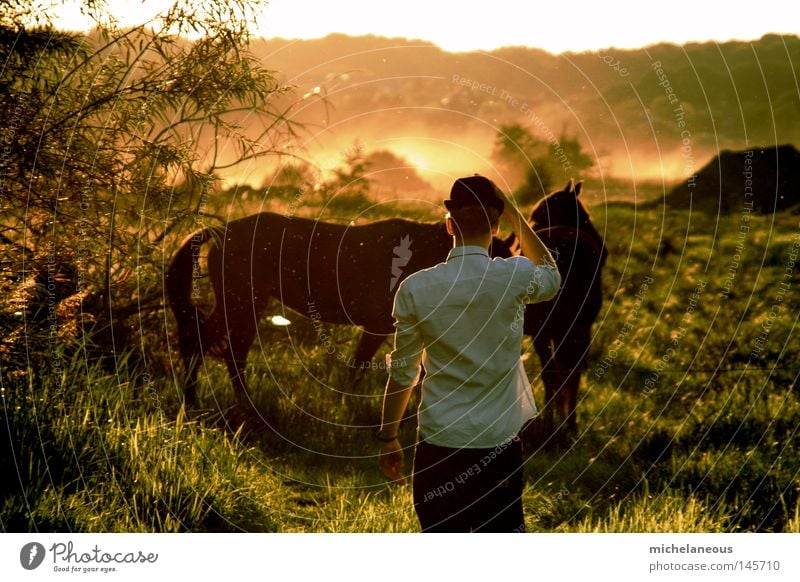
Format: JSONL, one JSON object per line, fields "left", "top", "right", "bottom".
{"left": 377, "top": 175, "right": 561, "bottom": 532}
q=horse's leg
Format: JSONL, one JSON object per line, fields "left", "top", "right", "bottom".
{"left": 536, "top": 333, "right": 579, "bottom": 440}
{"left": 352, "top": 331, "right": 389, "bottom": 367}
{"left": 196, "top": 282, "right": 261, "bottom": 414}
{"left": 222, "top": 317, "right": 258, "bottom": 412}
{"left": 533, "top": 332, "right": 558, "bottom": 431}
{"left": 348, "top": 331, "right": 390, "bottom": 388}
{"left": 548, "top": 367, "right": 571, "bottom": 432}
{"left": 563, "top": 368, "right": 581, "bottom": 432}
{"left": 183, "top": 353, "right": 200, "bottom": 407}
{"left": 180, "top": 307, "right": 224, "bottom": 407}
{"left": 553, "top": 324, "right": 592, "bottom": 433}
{"left": 176, "top": 322, "right": 201, "bottom": 406}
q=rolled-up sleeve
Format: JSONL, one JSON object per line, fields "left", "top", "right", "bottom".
{"left": 388, "top": 284, "right": 424, "bottom": 387}
{"left": 505, "top": 256, "right": 561, "bottom": 303}
{"left": 526, "top": 262, "right": 561, "bottom": 302}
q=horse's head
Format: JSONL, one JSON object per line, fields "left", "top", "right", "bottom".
{"left": 529, "top": 179, "right": 591, "bottom": 231}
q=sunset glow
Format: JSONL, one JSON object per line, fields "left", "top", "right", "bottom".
{"left": 41, "top": 0, "right": 799, "bottom": 191}
{"left": 49, "top": 0, "right": 795, "bottom": 54}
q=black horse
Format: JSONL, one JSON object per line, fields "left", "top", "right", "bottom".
{"left": 165, "top": 212, "right": 511, "bottom": 408}
{"left": 513, "top": 180, "right": 607, "bottom": 432}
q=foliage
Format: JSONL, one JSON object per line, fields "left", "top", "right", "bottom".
{"left": 0, "top": 0, "right": 300, "bottom": 365}
{"left": 220, "top": 141, "right": 378, "bottom": 220}
{"left": 492, "top": 123, "right": 594, "bottom": 205}
{"left": 316, "top": 141, "right": 373, "bottom": 214}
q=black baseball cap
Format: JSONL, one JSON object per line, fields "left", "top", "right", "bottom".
{"left": 444, "top": 175, "right": 504, "bottom": 214}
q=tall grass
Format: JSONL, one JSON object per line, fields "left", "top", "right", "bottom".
{"left": 1, "top": 352, "right": 278, "bottom": 531}
{"left": 567, "top": 488, "right": 731, "bottom": 532}
{"left": 3, "top": 201, "right": 799, "bottom": 532}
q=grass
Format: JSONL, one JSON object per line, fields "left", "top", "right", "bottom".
{"left": 2, "top": 199, "right": 799, "bottom": 532}
{"left": 1, "top": 355, "right": 276, "bottom": 532}
{"left": 566, "top": 487, "right": 731, "bottom": 532}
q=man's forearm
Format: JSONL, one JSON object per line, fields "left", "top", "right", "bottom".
{"left": 504, "top": 204, "right": 556, "bottom": 266}
{"left": 379, "top": 377, "right": 414, "bottom": 438}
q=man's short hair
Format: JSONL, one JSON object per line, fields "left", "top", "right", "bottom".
{"left": 444, "top": 175, "right": 505, "bottom": 214}
{"left": 447, "top": 204, "right": 500, "bottom": 239}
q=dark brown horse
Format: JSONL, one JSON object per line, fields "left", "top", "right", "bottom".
{"left": 165, "top": 212, "right": 511, "bottom": 407}
{"left": 513, "top": 180, "right": 607, "bottom": 433}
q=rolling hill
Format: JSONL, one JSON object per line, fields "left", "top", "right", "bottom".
{"left": 242, "top": 33, "right": 800, "bottom": 192}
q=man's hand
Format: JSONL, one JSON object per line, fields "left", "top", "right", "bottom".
{"left": 497, "top": 188, "right": 516, "bottom": 221}
{"left": 379, "top": 439, "right": 406, "bottom": 485}
{"left": 497, "top": 187, "right": 557, "bottom": 268}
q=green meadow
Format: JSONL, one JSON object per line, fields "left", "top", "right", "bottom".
{"left": 2, "top": 191, "right": 799, "bottom": 533}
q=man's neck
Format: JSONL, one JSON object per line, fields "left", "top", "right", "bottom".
{"left": 453, "top": 234, "right": 491, "bottom": 249}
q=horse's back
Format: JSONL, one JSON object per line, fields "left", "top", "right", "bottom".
{"left": 305, "top": 218, "right": 449, "bottom": 329}
{"left": 206, "top": 213, "right": 451, "bottom": 331}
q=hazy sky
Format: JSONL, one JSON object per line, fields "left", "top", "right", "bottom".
{"left": 51, "top": 0, "right": 796, "bottom": 53}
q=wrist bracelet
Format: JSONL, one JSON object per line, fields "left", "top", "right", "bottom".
{"left": 375, "top": 430, "right": 399, "bottom": 443}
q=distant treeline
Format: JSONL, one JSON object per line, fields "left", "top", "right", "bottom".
{"left": 256, "top": 33, "right": 800, "bottom": 157}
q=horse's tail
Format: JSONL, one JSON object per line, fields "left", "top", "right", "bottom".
{"left": 165, "top": 227, "right": 217, "bottom": 364}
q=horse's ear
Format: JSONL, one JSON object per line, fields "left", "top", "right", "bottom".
{"left": 574, "top": 181, "right": 583, "bottom": 197}
{"left": 564, "top": 179, "right": 574, "bottom": 193}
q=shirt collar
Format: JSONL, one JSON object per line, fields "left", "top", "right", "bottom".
{"left": 446, "top": 245, "right": 490, "bottom": 261}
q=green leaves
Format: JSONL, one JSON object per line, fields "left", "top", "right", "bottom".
{"left": 493, "top": 123, "right": 594, "bottom": 205}
{"left": 0, "top": 1, "right": 298, "bottom": 361}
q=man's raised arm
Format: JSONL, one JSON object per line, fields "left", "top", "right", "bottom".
{"left": 500, "top": 190, "right": 558, "bottom": 268}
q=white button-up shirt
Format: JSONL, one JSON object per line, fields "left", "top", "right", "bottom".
{"left": 388, "top": 245, "right": 561, "bottom": 448}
